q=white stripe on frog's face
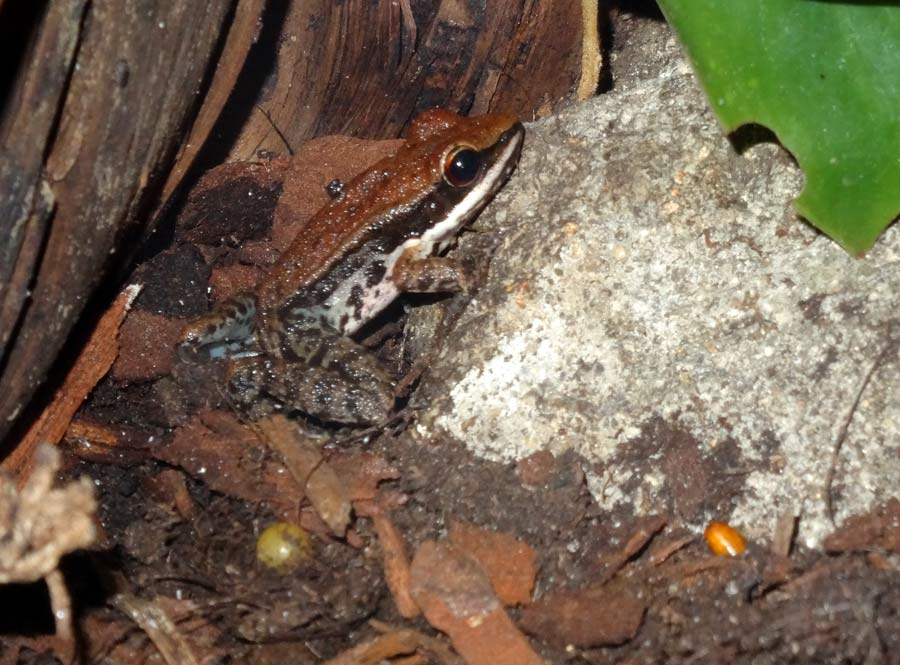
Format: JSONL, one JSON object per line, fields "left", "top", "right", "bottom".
{"left": 349, "top": 128, "right": 524, "bottom": 331}
{"left": 310, "top": 126, "right": 524, "bottom": 337}
{"left": 420, "top": 126, "right": 524, "bottom": 246}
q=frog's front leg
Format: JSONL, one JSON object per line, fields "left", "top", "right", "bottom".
{"left": 391, "top": 245, "right": 475, "bottom": 293}
{"left": 227, "top": 330, "right": 394, "bottom": 425}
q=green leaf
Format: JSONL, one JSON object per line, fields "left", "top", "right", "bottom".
{"left": 655, "top": 0, "right": 900, "bottom": 254}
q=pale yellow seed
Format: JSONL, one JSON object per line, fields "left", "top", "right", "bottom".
{"left": 256, "top": 522, "right": 313, "bottom": 570}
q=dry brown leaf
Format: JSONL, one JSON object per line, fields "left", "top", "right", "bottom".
{"left": 4, "top": 285, "right": 141, "bottom": 483}
{"left": 256, "top": 415, "right": 352, "bottom": 537}
{"left": 409, "top": 540, "right": 543, "bottom": 665}
{"left": 370, "top": 510, "right": 419, "bottom": 619}
{"left": 157, "top": 410, "right": 302, "bottom": 519}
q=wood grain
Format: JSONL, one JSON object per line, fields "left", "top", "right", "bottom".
{"left": 0, "top": 0, "right": 87, "bottom": 361}
{"left": 226, "top": 0, "right": 585, "bottom": 160}
{"left": 0, "top": 0, "right": 234, "bottom": 448}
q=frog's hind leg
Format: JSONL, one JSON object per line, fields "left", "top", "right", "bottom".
{"left": 178, "top": 293, "right": 258, "bottom": 359}
{"left": 228, "top": 331, "right": 394, "bottom": 425}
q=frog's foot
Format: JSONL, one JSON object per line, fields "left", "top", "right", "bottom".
{"left": 177, "top": 293, "right": 258, "bottom": 360}
{"left": 227, "top": 335, "right": 395, "bottom": 426}
{"left": 391, "top": 251, "right": 476, "bottom": 294}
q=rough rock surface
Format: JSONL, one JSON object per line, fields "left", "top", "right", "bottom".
{"left": 412, "top": 20, "right": 900, "bottom": 548}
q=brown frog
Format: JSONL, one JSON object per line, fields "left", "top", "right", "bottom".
{"left": 179, "top": 110, "right": 524, "bottom": 424}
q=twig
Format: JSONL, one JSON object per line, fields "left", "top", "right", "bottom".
{"left": 576, "top": 0, "right": 601, "bottom": 100}
{"left": 255, "top": 104, "right": 294, "bottom": 156}
{"left": 825, "top": 328, "right": 899, "bottom": 523}
{"left": 45, "top": 569, "right": 73, "bottom": 642}
{"left": 111, "top": 594, "right": 200, "bottom": 665}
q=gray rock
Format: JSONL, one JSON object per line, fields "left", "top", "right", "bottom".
{"left": 412, "top": 20, "right": 900, "bottom": 548}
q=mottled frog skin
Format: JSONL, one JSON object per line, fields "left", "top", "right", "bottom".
{"left": 179, "top": 110, "right": 524, "bottom": 424}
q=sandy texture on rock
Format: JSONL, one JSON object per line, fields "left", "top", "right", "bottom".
{"left": 413, "top": 22, "right": 900, "bottom": 548}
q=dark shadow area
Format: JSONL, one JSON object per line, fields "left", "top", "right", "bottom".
{"left": 611, "top": 0, "right": 665, "bottom": 21}
{"left": 728, "top": 122, "right": 792, "bottom": 161}
{"left": 729, "top": 123, "right": 780, "bottom": 153}
{"left": 0, "top": 554, "right": 111, "bottom": 663}
{"left": 599, "top": 0, "right": 667, "bottom": 94}
{"left": 134, "top": 0, "right": 291, "bottom": 268}
{"left": 597, "top": 2, "right": 615, "bottom": 94}
{"left": 0, "top": 581, "right": 53, "bottom": 635}
{"left": 0, "top": 0, "right": 51, "bottom": 115}
{"left": 191, "top": 0, "right": 292, "bottom": 173}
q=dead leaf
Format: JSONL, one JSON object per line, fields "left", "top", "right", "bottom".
{"left": 4, "top": 285, "right": 141, "bottom": 483}
{"left": 409, "top": 540, "right": 543, "bottom": 665}
{"left": 157, "top": 410, "right": 302, "bottom": 518}
{"left": 448, "top": 520, "right": 537, "bottom": 606}
{"left": 256, "top": 415, "right": 352, "bottom": 537}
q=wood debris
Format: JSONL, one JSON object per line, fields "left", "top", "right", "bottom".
{"left": 409, "top": 540, "right": 543, "bottom": 665}
{"left": 255, "top": 414, "right": 352, "bottom": 536}
{"left": 4, "top": 285, "right": 140, "bottom": 483}
{"left": 156, "top": 410, "right": 303, "bottom": 519}
{"left": 364, "top": 507, "right": 420, "bottom": 619}
{"left": 110, "top": 594, "right": 201, "bottom": 665}
{"left": 324, "top": 619, "right": 461, "bottom": 665}
{"left": 447, "top": 520, "right": 537, "bottom": 606}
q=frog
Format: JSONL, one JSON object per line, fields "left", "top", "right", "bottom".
{"left": 178, "top": 109, "right": 524, "bottom": 425}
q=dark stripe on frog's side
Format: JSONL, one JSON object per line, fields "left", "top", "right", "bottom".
{"left": 366, "top": 260, "right": 387, "bottom": 286}
{"left": 270, "top": 123, "right": 523, "bottom": 337}
{"left": 275, "top": 183, "right": 455, "bottom": 317}
{"left": 347, "top": 284, "right": 365, "bottom": 321}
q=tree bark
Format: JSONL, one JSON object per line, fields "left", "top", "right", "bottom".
{"left": 0, "top": 1, "right": 237, "bottom": 447}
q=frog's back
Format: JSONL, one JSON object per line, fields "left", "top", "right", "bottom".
{"left": 258, "top": 110, "right": 523, "bottom": 336}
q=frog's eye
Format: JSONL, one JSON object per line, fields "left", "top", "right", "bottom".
{"left": 443, "top": 145, "right": 482, "bottom": 187}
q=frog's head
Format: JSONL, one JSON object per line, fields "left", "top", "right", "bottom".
{"left": 394, "top": 109, "right": 525, "bottom": 242}
{"left": 303, "top": 110, "right": 523, "bottom": 247}
{"left": 257, "top": 110, "right": 524, "bottom": 312}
